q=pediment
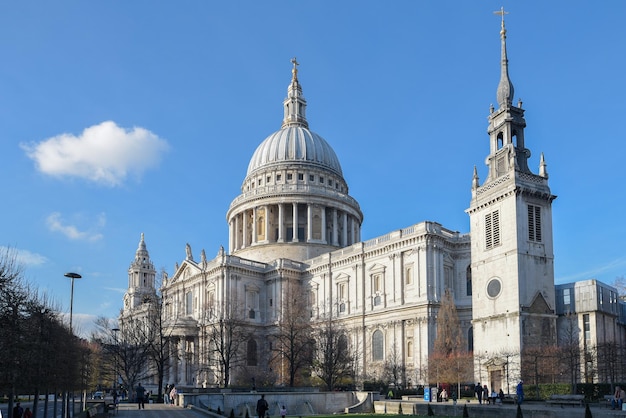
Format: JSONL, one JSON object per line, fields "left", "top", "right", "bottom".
{"left": 369, "top": 263, "right": 386, "bottom": 273}
{"left": 526, "top": 292, "right": 553, "bottom": 314}
{"left": 335, "top": 272, "right": 351, "bottom": 282}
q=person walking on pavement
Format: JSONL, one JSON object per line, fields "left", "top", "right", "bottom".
{"left": 169, "top": 384, "right": 178, "bottom": 405}
{"left": 256, "top": 394, "right": 269, "bottom": 418}
{"left": 475, "top": 383, "right": 483, "bottom": 404}
{"left": 136, "top": 382, "right": 146, "bottom": 409}
{"left": 516, "top": 380, "right": 524, "bottom": 405}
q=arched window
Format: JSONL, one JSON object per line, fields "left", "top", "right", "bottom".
{"left": 247, "top": 339, "right": 258, "bottom": 366}
{"left": 467, "top": 327, "right": 474, "bottom": 352}
{"left": 407, "top": 340, "right": 413, "bottom": 358}
{"left": 466, "top": 265, "right": 472, "bottom": 296}
{"left": 338, "top": 334, "right": 348, "bottom": 353}
{"left": 372, "top": 330, "right": 384, "bottom": 361}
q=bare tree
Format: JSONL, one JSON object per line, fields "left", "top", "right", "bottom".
{"left": 612, "top": 276, "right": 626, "bottom": 297}
{"left": 383, "top": 342, "right": 405, "bottom": 388}
{"left": 429, "top": 289, "right": 472, "bottom": 395}
{"left": 143, "top": 286, "right": 173, "bottom": 402}
{"left": 596, "top": 341, "right": 626, "bottom": 388}
{"left": 522, "top": 345, "right": 560, "bottom": 399}
{"left": 559, "top": 313, "right": 582, "bottom": 393}
{"left": 0, "top": 247, "right": 88, "bottom": 417}
{"left": 116, "top": 315, "right": 153, "bottom": 397}
{"left": 205, "top": 302, "right": 249, "bottom": 388}
{"left": 272, "top": 282, "right": 313, "bottom": 387}
{"left": 311, "top": 319, "right": 354, "bottom": 391}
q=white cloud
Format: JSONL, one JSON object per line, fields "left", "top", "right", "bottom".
{"left": 21, "top": 121, "right": 169, "bottom": 186}
{"left": 0, "top": 246, "right": 48, "bottom": 266}
{"left": 47, "top": 212, "right": 105, "bottom": 241}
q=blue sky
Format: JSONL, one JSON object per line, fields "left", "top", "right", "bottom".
{"left": 1, "top": 2, "right": 625, "bottom": 337}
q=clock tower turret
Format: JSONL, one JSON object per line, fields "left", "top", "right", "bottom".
{"left": 122, "top": 233, "right": 157, "bottom": 311}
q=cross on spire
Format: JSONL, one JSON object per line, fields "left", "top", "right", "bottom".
{"left": 291, "top": 57, "right": 299, "bottom": 81}
{"left": 494, "top": 7, "right": 509, "bottom": 35}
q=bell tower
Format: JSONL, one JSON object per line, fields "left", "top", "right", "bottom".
{"left": 467, "top": 9, "right": 557, "bottom": 390}
{"left": 122, "top": 233, "right": 157, "bottom": 311}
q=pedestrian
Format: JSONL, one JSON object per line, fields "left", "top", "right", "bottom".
{"left": 475, "top": 383, "right": 483, "bottom": 404}
{"left": 516, "top": 380, "right": 524, "bottom": 405}
{"left": 483, "top": 384, "right": 489, "bottom": 404}
{"left": 256, "top": 394, "right": 269, "bottom": 418}
{"left": 136, "top": 382, "right": 146, "bottom": 409}
{"left": 22, "top": 408, "right": 32, "bottom": 418}
{"left": 280, "top": 405, "right": 287, "bottom": 418}
{"left": 164, "top": 384, "right": 170, "bottom": 405}
{"left": 13, "top": 402, "right": 24, "bottom": 418}
{"left": 169, "top": 384, "right": 177, "bottom": 405}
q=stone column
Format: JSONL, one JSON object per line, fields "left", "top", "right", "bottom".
{"left": 242, "top": 210, "right": 248, "bottom": 248}
{"left": 252, "top": 207, "right": 257, "bottom": 244}
{"left": 292, "top": 202, "right": 299, "bottom": 242}
{"left": 228, "top": 218, "right": 234, "bottom": 253}
{"left": 332, "top": 208, "right": 338, "bottom": 246}
{"left": 342, "top": 211, "right": 348, "bottom": 246}
{"left": 234, "top": 215, "right": 240, "bottom": 251}
{"left": 264, "top": 205, "right": 270, "bottom": 242}
{"left": 278, "top": 204, "right": 284, "bottom": 242}
{"left": 321, "top": 207, "right": 327, "bottom": 244}
{"left": 307, "top": 204, "right": 313, "bottom": 242}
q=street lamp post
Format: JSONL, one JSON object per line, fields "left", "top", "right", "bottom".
{"left": 64, "top": 272, "right": 82, "bottom": 334}
{"left": 63, "top": 272, "right": 81, "bottom": 418}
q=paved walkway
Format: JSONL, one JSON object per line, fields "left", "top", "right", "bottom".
{"left": 112, "top": 402, "right": 208, "bottom": 418}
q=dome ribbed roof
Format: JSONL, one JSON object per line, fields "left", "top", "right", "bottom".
{"left": 246, "top": 125, "right": 343, "bottom": 176}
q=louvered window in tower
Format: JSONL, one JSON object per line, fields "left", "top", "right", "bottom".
{"left": 528, "top": 205, "right": 542, "bottom": 242}
{"left": 485, "top": 210, "right": 501, "bottom": 250}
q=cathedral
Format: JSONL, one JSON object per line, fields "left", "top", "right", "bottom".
{"left": 120, "top": 15, "right": 625, "bottom": 394}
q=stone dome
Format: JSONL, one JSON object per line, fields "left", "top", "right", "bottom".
{"left": 226, "top": 59, "right": 363, "bottom": 263}
{"left": 246, "top": 125, "right": 343, "bottom": 177}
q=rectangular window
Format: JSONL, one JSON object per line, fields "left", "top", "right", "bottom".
{"left": 405, "top": 266, "right": 413, "bottom": 285}
{"left": 287, "top": 173, "right": 293, "bottom": 180}
{"left": 485, "top": 210, "right": 501, "bottom": 249}
{"left": 563, "top": 288, "right": 571, "bottom": 307}
{"left": 309, "top": 174, "right": 314, "bottom": 182}
{"left": 583, "top": 314, "right": 591, "bottom": 344}
{"left": 319, "top": 176, "right": 324, "bottom": 184}
{"left": 267, "top": 176, "right": 271, "bottom": 183}
{"left": 339, "top": 283, "right": 346, "bottom": 300}
{"left": 298, "top": 173, "right": 304, "bottom": 181}
{"left": 277, "top": 174, "right": 282, "bottom": 181}
{"left": 528, "top": 205, "right": 542, "bottom": 242}
{"left": 186, "top": 291, "right": 193, "bottom": 315}
{"left": 373, "top": 274, "right": 381, "bottom": 293}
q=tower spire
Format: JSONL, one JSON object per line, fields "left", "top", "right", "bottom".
{"left": 494, "top": 7, "right": 514, "bottom": 108}
{"left": 281, "top": 57, "right": 309, "bottom": 129}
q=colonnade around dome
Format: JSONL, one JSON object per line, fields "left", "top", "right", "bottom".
{"left": 229, "top": 202, "right": 361, "bottom": 254}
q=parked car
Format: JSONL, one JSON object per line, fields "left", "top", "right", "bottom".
{"left": 93, "top": 391, "right": 104, "bottom": 399}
